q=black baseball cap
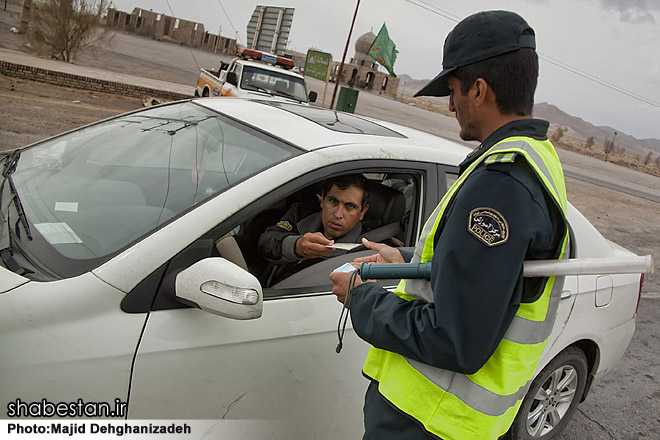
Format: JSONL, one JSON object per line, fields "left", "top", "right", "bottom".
{"left": 414, "top": 10, "right": 536, "bottom": 97}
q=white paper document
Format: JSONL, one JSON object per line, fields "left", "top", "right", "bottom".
{"left": 333, "top": 262, "right": 357, "bottom": 273}
{"left": 326, "top": 243, "right": 362, "bottom": 251}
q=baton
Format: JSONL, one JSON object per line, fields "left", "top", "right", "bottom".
{"left": 359, "top": 255, "right": 654, "bottom": 281}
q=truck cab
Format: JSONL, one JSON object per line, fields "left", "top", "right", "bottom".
{"left": 196, "top": 48, "right": 317, "bottom": 104}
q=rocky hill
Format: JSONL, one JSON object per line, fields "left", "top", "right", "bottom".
{"left": 398, "top": 76, "right": 660, "bottom": 159}
{"left": 533, "top": 102, "right": 660, "bottom": 158}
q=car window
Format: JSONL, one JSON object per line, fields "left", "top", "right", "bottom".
{"left": 223, "top": 171, "right": 423, "bottom": 296}
{"left": 11, "top": 102, "right": 300, "bottom": 277}
{"left": 241, "top": 66, "right": 308, "bottom": 102}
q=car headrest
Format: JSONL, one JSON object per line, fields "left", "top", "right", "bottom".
{"left": 362, "top": 182, "right": 406, "bottom": 231}
{"left": 274, "top": 80, "right": 288, "bottom": 93}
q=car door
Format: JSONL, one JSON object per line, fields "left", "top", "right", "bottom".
{"left": 0, "top": 273, "right": 146, "bottom": 417}
{"left": 125, "top": 159, "right": 438, "bottom": 438}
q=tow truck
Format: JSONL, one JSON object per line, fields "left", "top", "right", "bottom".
{"left": 195, "top": 48, "right": 317, "bottom": 104}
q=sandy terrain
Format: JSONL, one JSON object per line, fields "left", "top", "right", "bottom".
{"left": 0, "top": 74, "right": 143, "bottom": 149}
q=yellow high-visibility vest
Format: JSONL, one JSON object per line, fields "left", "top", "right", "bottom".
{"left": 363, "top": 136, "right": 569, "bottom": 440}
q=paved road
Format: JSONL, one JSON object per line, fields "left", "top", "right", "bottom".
{"left": 564, "top": 170, "right": 660, "bottom": 203}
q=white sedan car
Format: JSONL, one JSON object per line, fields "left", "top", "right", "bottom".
{"left": 0, "top": 98, "right": 647, "bottom": 439}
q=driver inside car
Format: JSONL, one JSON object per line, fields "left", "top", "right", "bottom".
{"left": 257, "top": 174, "right": 370, "bottom": 285}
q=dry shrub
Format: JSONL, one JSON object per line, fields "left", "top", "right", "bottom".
{"left": 22, "top": 0, "right": 113, "bottom": 62}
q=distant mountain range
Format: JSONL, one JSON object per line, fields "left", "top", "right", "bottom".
{"left": 533, "top": 102, "right": 660, "bottom": 157}
{"left": 397, "top": 74, "right": 660, "bottom": 158}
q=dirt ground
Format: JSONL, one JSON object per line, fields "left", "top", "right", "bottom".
{"left": 0, "top": 74, "right": 144, "bottom": 149}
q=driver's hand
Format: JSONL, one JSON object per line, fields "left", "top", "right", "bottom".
{"left": 352, "top": 238, "right": 405, "bottom": 265}
{"left": 295, "top": 232, "right": 334, "bottom": 259}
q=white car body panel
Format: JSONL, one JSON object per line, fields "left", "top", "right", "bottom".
{"left": 0, "top": 267, "right": 28, "bottom": 293}
{"left": 536, "top": 205, "right": 638, "bottom": 377}
{"left": 128, "top": 295, "right": 368, "bottom": 437}
{"left": 0, "top": 272, "right": 146, "bottom": 408}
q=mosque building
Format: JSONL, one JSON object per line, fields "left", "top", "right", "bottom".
{"left": 333, "top": 30, "right": 400, "bottom": 98}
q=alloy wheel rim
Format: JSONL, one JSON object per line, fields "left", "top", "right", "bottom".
{"left": 526, "top": 365, "right": 579, "bottom": 437}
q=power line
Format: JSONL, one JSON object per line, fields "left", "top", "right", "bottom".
{"left": 164, "top": 0, "right": 200, "bottom": 71}
{"left": 404, "top": 0, "right": 660, "bottom": 110}
{"left": 404, "top": 0, "right": 460, "bottom": 23}
{"left": 214, "top": 0, "right": 242, "bottom": 45}
{"left": 538, "top": 54, "right": 660, "bottom": 109}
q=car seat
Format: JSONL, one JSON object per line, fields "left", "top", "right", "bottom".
{"left": 361, "top": 182, "right": 407, "bottom": 243}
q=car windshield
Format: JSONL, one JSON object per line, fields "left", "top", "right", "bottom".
{"left": 8, "top": 102, "right": 299, "bottom": 277}
{"left": 241, "top": 66, "right": 308, "bottom": 102}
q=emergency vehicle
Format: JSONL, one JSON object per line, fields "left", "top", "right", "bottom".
{"left": 195, "top": 48, "right": 317, "bottom": 104}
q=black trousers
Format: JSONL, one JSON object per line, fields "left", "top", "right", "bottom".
{"left": 362, "top": 381, "right": 440, "bottom": 440}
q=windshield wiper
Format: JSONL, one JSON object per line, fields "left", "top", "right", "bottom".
{"left": 273, "top": 90, "right": 305, "bottom": 102}
{"left": 0, "top": 150, "right": 33, "bottom": 275}
{"left": 2, "top": 150, "right": 32, "bottom": 240}
{"left": 244, "top": 85, "right": 275, "bottom": 95}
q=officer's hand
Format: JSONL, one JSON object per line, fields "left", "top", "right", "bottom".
{"left": 352, "top": 238, "right": 405, "bottom": 264}
{"left": 330, "top": 270, "right": 366, "bottom": 305}
{"left": 295, "top": 232, "right": 334, "bottom": 259}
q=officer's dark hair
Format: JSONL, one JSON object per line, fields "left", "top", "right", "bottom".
{"left": 453, "top": 45, "right": 538, "bottom": 116}
{"left": 322, "top": 174, "right": 370, "bottom": 209}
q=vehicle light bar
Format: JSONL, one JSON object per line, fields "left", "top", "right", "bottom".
{"left": 359, "top": 255, "right": 654, "bottom": 281}
{"left": 239, "top": 47, "right": 295, "bottom": 69}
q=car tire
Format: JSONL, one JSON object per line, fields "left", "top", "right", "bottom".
{"left": 504, "top": 347, "right": 588, "bottom": 440}
{"left": 202, "top": 88, "right": 209, "bottom": 97}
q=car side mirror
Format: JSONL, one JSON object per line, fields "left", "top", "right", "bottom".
{"left": 226, "top": 71, "right": 238, "bottom": 86}
{"left": 175, "top": 258, "right": 262, "bottom": 320}
{"left": 308, "top": 91, "right": 317, "bottom": 103}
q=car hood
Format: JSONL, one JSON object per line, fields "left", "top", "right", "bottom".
{"left": 0, "top": 265, "right": 29, "bottom": 293}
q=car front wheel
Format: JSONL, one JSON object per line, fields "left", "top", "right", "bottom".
{"left": 505, "top": 347, "right": 588, "bottom": 440}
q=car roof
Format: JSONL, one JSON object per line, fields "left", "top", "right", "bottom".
{"left": 194, "top": 98, "right": 471, "bottom": 166}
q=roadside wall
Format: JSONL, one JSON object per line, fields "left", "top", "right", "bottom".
{"left": 0, "top": 60, "right": 191, "bottom": 101}
{"left": 105, "top": 8, "right": 236, "bottom": 55}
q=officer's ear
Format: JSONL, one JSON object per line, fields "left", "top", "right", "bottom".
{"left": 472, "top": 78, "right": 488, "bottom": 106}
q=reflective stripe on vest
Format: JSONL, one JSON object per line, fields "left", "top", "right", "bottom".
{"left": 363, "top": 136, "right": 569, "bottom": 440}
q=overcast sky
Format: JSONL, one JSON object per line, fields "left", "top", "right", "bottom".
{"left": 110, "top": 0, "right": 660, "bottom": 140}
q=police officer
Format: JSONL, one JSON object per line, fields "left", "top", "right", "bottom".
{"left": 258, "top": 174, "right": 369, "bottom": 284}
{"left": 330, "top": 10, "right": 569, "bottom": 440}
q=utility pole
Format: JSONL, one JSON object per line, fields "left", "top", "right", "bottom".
{"left": 214, "top": 25, "right": 222, "bottom": 54}
{"left": 20, "top": 0, "right": 32, "bottom": 33}
{"left": 330, "top": 0, "right": 360, "bottom": 109}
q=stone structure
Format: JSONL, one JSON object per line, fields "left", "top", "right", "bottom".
{"left": 0, "top": 60, "right": 190, "bottom": 101}
{"left": 333, "top": 31, "right": 399, "bottom": 98}
{"left": 105, "top": 8, "right": 237, "bottom": 56}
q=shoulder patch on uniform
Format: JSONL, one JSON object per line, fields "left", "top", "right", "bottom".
{"left": 277, "top": 221, "right": 293, "bottom": 232}
{"left": 484, "top": 151, "right": 518, "bottom": 165}
{"left": 468, "top": 208, "right": 509, "bottom": 246}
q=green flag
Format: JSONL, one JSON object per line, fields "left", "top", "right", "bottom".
{"left": 368, "top": 23, "right": 398, "bottom": 77}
